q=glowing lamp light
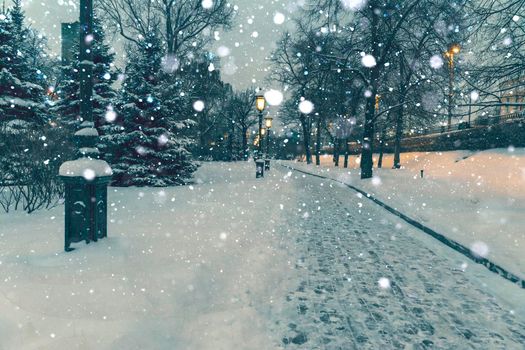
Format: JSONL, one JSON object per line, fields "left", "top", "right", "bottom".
{"left": 375, "top": 94, "right": 381, "bottom": 111}
{"left": 446, "top": 43, "right": 461, "bottom": 58}
{"left": 260, "top": 127, "right": 267, "bottom": 136}
{"left": 255, "top": 93, "right": 266, "bottom": 112}
{"left": 265, "top": 117, "right": 273, "bottom": 129}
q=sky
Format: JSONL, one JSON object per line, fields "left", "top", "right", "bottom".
{"left": 21, "top": 0, "right": 293, "bottom": 91}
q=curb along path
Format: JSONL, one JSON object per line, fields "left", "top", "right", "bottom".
{"left": 278, "top": 163, "right": 525, "bottom": 290}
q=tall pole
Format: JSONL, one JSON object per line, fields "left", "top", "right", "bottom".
{"left": 447, "top": 54, "right": 454, "bottom": 131}
{"left": 60, "top": 0, "right": 112, "bottom": 252}
{"left": 266, "top": 128, "right": 270, "bottom": 156}
{"left": 376, "top": 95, "right": 384, "bottom": 169}
{"left": 229, "top": 119, "right": 234, "bottom": 161}
{"left": 79, "top": 0, "right": 93, "bottom": 124}
{"left": 258, "top": 111, "right": 263, "bottom": 156}
{"left": 468, "top": 93, "right": 472, "bottom": 126}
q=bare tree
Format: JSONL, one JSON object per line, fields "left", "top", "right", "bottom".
{"left": 228, "top": 89, "right": 257, "bottom": 160}
{"left": 99, "top": 0, "right": 233, "bottom": 57}
{"left": 457, "top": 0, "right": 525, "bottom": 118}
{"left": 270, "top": 21, "right": 346, "bottom": 165}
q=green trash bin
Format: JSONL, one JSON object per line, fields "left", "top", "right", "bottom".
{"left": 256, "top": 159, "right": 265, "bottom": 178}
{"left": 60, "top": 175, "right": 112, "bottom": 251}
{"left": 264, "top": 159, "right": 270, "bottom": 171}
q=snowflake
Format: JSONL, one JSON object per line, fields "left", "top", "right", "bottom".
{"left": 361, "top": 54, "right": 376, "bottom": 68}
{"left": 299, "top": 100, "right": 314, "bottom": 114}
{"left": 217, "top": 46, "right": 230, "bottom": 57}
{"left": 83, "top": 169, "right": 96, "bottom": 181}
{"left": 341, "top": 0, "right": 368, "bottom": 11}
{"left": 202, "top": 0, "right": 213, "bottom": 9}
{"left": 273, "top": 12, "right": 285, "bottom": 25}
{"left": 430, "top": 55, "right": 444, "bottom": 69}
{"left": 264, "top": 89, "right": 284, "bottom": 106}
{"left": 378, "top": 277, "right": 391, "bottom": 289}
{"left": 193, "top": 100, "right": 205, "bottom": 112}
{"left": 470, "top": 241, "right": 489, "bottom": 258}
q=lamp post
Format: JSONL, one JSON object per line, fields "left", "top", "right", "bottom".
{"left": 445, "top": 43, "right": 460, "bottom": 131}
{"left": 255, "top": 92, "right": 266, "bottom": 158}
{"left": 468, "top": 93, "right": 472, "bottom": 127}
{"left": 261, "top": 122, "right": 272, "bottom": 171}
{"left": 79, "top": 0, "right": 93, "bottom": 125}
{"left": 265, "top": 116, "right": 273, "bottom": 156}
{"left": 58, "top": 0, "right": 112, "bottom": 251}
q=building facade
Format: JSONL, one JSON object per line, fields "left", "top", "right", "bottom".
{"left": 499, "top": 76, "right": 525, "bottom": 116}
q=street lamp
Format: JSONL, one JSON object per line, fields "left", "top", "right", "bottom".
{"left": 445, "top": 43, "right": 461, "bottom": 131}
{"left": 256, "top": 94, "right": 266, "bottom": 113}
{"left": 255, "top": 92, "right": 266, "bottom": 158}
{"left": 264, "top": 116, "right": 273, "bottom": 157}
{"left": 375, "top": 94, "right": 381, "bottom": 112}
{"left": 265, "top": 116, "right": 273, "bottom": 129}
{"left": 58, "top": 0, "right": 112, "bottom": 251}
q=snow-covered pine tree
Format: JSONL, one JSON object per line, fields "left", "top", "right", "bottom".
{"left": 101, "top": 33, "right": 198, "bottom": 187}
{"left": 0, "top": 0, "right": 46, "bottom": 130}
{"left": 179, "top": 53, "right": 232, "bottom": 160}
{"left": 51, "top": 15, "right": 117, "bottom": 130}
{"left": 0, "top": 1, "right": 65, "bottom": 213}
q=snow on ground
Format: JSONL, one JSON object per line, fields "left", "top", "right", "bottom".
{"left": 0, "top": 162, "right": 297, "bottom": 350}
{"left": 275, "top": 169, "right": 525, "bottom": 348}
{"left": 281, "top": 148, "right": 525, "bottom": 281}
{"left": 1, "top": 161, "right": 525, "bottom": 349}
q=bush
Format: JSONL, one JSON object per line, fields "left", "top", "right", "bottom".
{"left": 0, "top": 124, "right": 74, "bottom": 213}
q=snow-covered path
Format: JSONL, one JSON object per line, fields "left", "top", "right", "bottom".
{"left": 276, "top": 164, "right": 525, "bottom": 349}
{"left": 281, "top": 149, "right": 525, "bottom": 281}
{"left": 1, "top": 162, "right": 525, "bottom": 349}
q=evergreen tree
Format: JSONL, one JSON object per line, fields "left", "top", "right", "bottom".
{"left": 180, "top": 54, "right": 232, "bottom": 160}
{"left": 51, "top": 16, "right": 117, "bottom": 130}
{"left": 0, "top": 0, "right": 46, "bottom": 129}
{"left": 101, "top": 33, "right": 198, "bottom": 187}
{"left": 0, "top": 1, "right": 64, "bottom": 213}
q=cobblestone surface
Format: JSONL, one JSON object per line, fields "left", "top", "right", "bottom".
{"left": 279, "top": 170, "right": 525, "bottom": 349}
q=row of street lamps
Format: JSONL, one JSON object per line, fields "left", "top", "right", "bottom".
{"left": 253, "top": 43, "right": 460, "bottom": 178}
{"left": 255, "top": 92, "right": 273, "bottom": 178}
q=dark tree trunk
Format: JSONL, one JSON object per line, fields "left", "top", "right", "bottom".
{"left": 242, "top": 126, "right": 248, "bottom": 161}
{"left": 344, "top": 139, "right": 349, "bottom": 168}
{"left": 360, "top": 10, "right": 379, "bottom": 179}
{"left": 315, "top": 117, "right": 321, "bottom": 166}
{"left": 361, "top": 96, "right": 377, "bottom": 179}
{"left": 393, "top": 63, "right": 406, "bottom": 169}
{"left": 300, "top": 114, "right": 312, "bottom": 164}
{"left": 199, "top": 131, "right": 206, "bottom": 158}
{"left": 165, "top": 3, "right": 174, "bottom": 54}
{"left": 393, "top": 103, "right": 404, "bottom": 169}
{"left": 228, "top": 121, "right": 234, "bottom": 161}
{"left": 378, "top": 127, "right": 385, "bottom": 169}
{"left": 334, "top": 140, "right": 340, "bottom": 167}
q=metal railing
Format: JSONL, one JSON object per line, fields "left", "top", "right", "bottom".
{"left": 401, "top": 110, "right": 525, "bottom": 139}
